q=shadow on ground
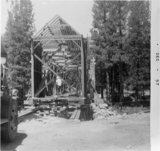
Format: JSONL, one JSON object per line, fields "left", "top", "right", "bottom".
{"left": 19, "top": 113, "right": 41, "bottom": 123}
{"left": 1, "top": 132, "right": 27, "bottom": 151}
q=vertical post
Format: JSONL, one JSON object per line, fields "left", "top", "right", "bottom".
{"left": 31, "top": 39, "right": 34, "bottom": 98}
{"left": 81, "top": 36, "right": 87, "bottom": 100}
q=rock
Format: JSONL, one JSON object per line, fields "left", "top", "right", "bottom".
{"left": 115, "top": 114, "right": 122, "bottom": 119}
{"left": 40, "top": 113, "right": 44, "bottom": 116}
{"left": 127, "top": 145, "right": 132, "bottom": 149}
{"left": 123, "top": 113, "right": 127, "bottom": 116}
{"left": 74, "top": 119, "right": 80, "bottom": 122}
{"left": 90, "top": 103, "right": 97, "bottom": 110}
{"left": 97, "top": 115, "right": 105, "bottom": 120}
{"left": 98, "top": 103, "right": 108, "bottom": 109}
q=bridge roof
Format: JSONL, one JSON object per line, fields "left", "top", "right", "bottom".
{"left": 33, "top": 15, "right": 83, "bottom": 69}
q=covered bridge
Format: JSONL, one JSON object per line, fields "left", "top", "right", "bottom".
{"left": 31, "top": 15, "right": 92, "bottom": 119}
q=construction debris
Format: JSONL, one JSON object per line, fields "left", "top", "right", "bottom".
{"left": 91, "top": 103, "right": 117, "bottom": 120}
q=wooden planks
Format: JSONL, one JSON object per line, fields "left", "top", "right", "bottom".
{"left": 0, "top": 118, "right": 9, "bottom": 125}
{"left": 70, "top": 110, "right": 77, "bottom": 119}
{"left": 74, "top": 109, "right": 81, "bottom": 119}
{"left": 70, "top": 109, "right": 81, "bottom": 120}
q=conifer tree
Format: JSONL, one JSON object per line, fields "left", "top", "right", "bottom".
{"left": 126, "top": 1, "right": 150, "bottom": 100}
{"left": 3, "top": 0, "right": 34, "bottom": 102}
{"left": 91, "top": 0, "right": 129, "bottom": 102}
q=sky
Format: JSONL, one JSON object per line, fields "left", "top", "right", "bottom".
{"left": 1, "top": 0, "right": 94, "bottom": 37}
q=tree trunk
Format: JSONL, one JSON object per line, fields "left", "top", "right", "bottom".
{"left": 101, "top": 86, "right": 103, "bottom": 99}
{"left": 118, "top": 2, "right": 124, "bottom": 103}
{"left": 106, "top": 70, "right": 110, "bottom": 102}
{"left": 119, "top": 62, "right": 124, "bottom": 102}
{"left": 136, "top": 59, "right": 139, "bottom": 102}
{"left": 111, "top": 67, "right": 114, "bottom": 103}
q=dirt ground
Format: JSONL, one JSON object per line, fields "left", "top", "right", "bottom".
{"left": 1, "top": 112, "right": 150, "bottom": 151}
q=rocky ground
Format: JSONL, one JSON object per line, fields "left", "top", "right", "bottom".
{"left": 1, "top": 109, "right": 150, "bottom": 151}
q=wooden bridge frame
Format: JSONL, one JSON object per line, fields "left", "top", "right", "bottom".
{"left": 31, "top": 35, "right": 87, "bottom": 104}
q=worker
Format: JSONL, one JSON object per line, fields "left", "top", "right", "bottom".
{"left": 56, "top": 76, "right": 62, "bottom": 94}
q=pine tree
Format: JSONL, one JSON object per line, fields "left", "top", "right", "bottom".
{"left": 126, "top": 1, "right": 150, "bottom": 100}
{"left": 3, "top": 0, "right": 34, "bottom": 102}
{"left": 90, "top": 0, "right": 150, "bottom": 103}
{"left": 91, "top": 0, "right": 129, "bottom": 103}
{"left": 91, "top": 1, "right": 111, "bottom": 99}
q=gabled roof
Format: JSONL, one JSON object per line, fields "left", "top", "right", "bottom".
{"left": 33, "top": 15, "right": 80, "bottom": 40}
{"left": 33, "top": 15, "right": 82, "bottom": 69}
{"left": 33, "top": 15, "right": 82, "bottom": 50}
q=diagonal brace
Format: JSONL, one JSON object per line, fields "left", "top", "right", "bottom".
{"left": 34, "top": 54, "right": 76, "bottom": 91}
{"left": 63, "top": 53, "right": 81, "bottom": 69}
{"left": 35, "top": 78, "right": 55, "bottom": 97}
{"left": 71, "top": 40, "right": 82, "bottom": 50}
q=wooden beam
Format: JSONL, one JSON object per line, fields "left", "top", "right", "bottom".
{"left": 33, "top": 15, "right": 59, "bottom": 38}
{"left": 70, "top": 110, "right": 78, "bottom": 119}
{"left": 74, "top": 109, "right": 81, "bottom": 120}
{"left": 34, "top": 41, "right": 41, "bottom": 50}
{"left": 63, "top": 53, "right": 80, "bottom": 69}
{"left": 31, "top": 39, "right": 34, "bottom": 98}
{"left": 71, "top": 40, "right": 81, "bottom": 50}
{"left": 1, "top": 118, "right": 9, "bottom": 124}
{"left": 81, "top": 37, "right": 87, "bottom": 98}
{"left": 52, "top": 55, "right": 66, "bottom": 57}
{"left": 35, "top": 78, "right": 54, "bottom": 97}
{"left": 66, "top": 53, "right": 80, "bottom": 64}
{"left": 33, "top": 35, "right": 82, "bottom": 41}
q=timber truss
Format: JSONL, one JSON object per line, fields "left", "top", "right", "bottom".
{"left": 31, "top": 15, "right": 87, "bottom": 104}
